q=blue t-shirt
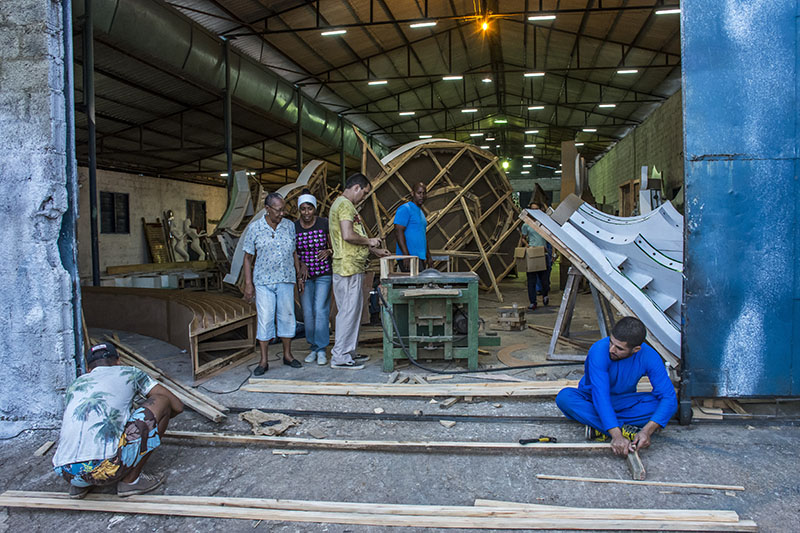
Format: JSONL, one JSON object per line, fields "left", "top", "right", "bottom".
{"left": 393, "top": 202, "right": 428, "bottom": 260}
{"left": 578, "top": 337, "right": 677, "bottom": 431}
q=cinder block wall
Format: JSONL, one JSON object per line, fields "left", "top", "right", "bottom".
{"left": 0, "top": 1, "right": 76, "bottom": 436}
{"left": 587, "top": 90, "right": 684, "bottom": 212}
{"left": 77, "top": 168, "right": 229, "bottom": 276}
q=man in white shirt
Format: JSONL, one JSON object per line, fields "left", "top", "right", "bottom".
{"left": 52, "top": 343, "right": 183, "bottom": 499}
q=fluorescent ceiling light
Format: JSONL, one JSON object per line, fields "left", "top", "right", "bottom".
{"left": 410, "top": 21, "right": 437, "bottom": 28}
{"left": 617, "top": 69, "right": 638, "bottom": 74}
{"left": 482, "top": 77, "right": 492, "bottom": 83}
{"left": 521, "top": 171, "right": 530, "bottom": 174}
{"left": 555, "top": 170, "right": 563, "bottom": 174}
{"left": 575, "top": 142, "right": 584, "bottom": 146}
{"left": 523, "top": 164, "right": 532, "bottom": 168}
{"left": 528, "top": 15, "right": 556, "bottom": 21}
{"left": 598, "top": 103, "right": 616, "bottom": 108}
{"left": 523, "top": 155, "right": 534, "bottom": 159}
{"left": 321, "top": 29, "right": 346, "bottom": 36}
{"left": 461, "top": 108, "right": 478, "bottom": 113}
{"left": 368, "top": 80, "right": 388, "bottom": 85}
{"left": 524, "top": 129, "right": 539, "bottom": 134}
{"left": 655, "top": 8, "right": 680, "bottom": 15}
{"left": 495, "top": 119, "right": 508, "bottom": 123}
{"left": 399, "top": 111, "right": 416, "bottom": 116}
{"left": 486, "top": 137, "right": 495, "bottom": 141}
{"left": 419, "top": 134, "right": 432, "bottom": 139}
{"left": 527, "top": 105, "right": 544, "bottom": 110}
{"left": 479, "top": 145, "right": 490, "bottom": 149}
{"left": 524, "top": 72, "right": 545, "bottom": 77}
{"left": 495, "top": 144, "right": 501, "bottom": 148}
{"left": 469, "top": 132, "right": 484, "bottom": 137}
{"left": 443, "top": 75, "right": 463, "bottom": 81}
{"left": 524, "top": 144, "right": 536, "bottom": 148}
{"left": 582, "top": 128, "right": 597, "bottom": 132}
{"left": 220, "top": 173, "right": 229, "bottom": 177}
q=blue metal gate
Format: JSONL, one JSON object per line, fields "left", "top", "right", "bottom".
{"left": 682, "top": 1, "right": 799, "bottom": 401}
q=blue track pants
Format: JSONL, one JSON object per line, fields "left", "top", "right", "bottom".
{"left": 556, "top": 387, "right": 661, "bottom": 432}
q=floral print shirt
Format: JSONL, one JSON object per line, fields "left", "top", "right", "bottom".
{"left": 53, "top": 365, "right": 157, "bottom": 466}
{"left": 242, "top": 216, "right": 297, "bottom": 285}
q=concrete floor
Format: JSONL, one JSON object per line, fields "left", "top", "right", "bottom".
{"left": 1, "top": 276, "right": 799, "bottom": 532}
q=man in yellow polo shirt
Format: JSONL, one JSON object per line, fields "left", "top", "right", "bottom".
{"left": 329, "top": 173, "right": 389, "bottom": 369}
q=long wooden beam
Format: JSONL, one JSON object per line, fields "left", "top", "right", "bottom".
{"left": 0, "top": 491, "right": 757, "bottom": 530}
{"left": 164, "top": 430, "right": 611, "bottom": 453}
{"left": 242, "top": 378, "right": 581, "bottom": 397}
{"left": 535, "top": 475, "right": 746, "bottom": 492}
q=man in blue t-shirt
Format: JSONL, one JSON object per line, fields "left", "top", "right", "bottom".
{"left": 394, "top": 182, "right": 432, "bottom": 270}
{"left": 556, "top": 316, "right": 677, "bottom": 456}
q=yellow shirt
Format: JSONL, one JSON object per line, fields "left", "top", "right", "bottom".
{"left": 329, "top": 196, "right": 370, "bottom": 276}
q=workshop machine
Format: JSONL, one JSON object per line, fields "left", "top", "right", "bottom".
{"left": 379, "top": 261, "right": 500, "bottom": 372}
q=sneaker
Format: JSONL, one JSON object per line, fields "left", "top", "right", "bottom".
{"left": 543, "top": 296, "right": 549, "bottom": 306}
{"left": 527, "top": 303, "right": 537, "bottom": 311}
{"left": 621, "top": 424, "right": 641, "bottom": 441}
{"left": 68, "top": 484, "right": 90, "bottom": 500}
{"left": 304, "top": 351, "right": 317, "bottom": 363}
{"left": 351, "top": 353, "right": 369, "bottom": 363}
{"left": 584, "top": 425, "right": 609, "bottom": 442}
{"left": 330, "top": 360, "right": 365, "bottom": 370}
{"left": 117, "top": 472, "right": 164, "bottom": 498}
{"left": 316, "top": 350, "right": 327, "bottom": 366}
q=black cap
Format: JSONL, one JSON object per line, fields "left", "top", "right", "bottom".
{"left": 87, "top": 343, "right": 119, "bottom": 364}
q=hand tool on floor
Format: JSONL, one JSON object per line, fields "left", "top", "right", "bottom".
{"left": 519, "top": 435, "right": 558, "bottom": 444}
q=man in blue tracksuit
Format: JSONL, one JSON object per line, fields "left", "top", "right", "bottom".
{"left": 556, "top": 316, "right": 677, "bottom": 456}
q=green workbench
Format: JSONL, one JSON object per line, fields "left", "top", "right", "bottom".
{"left": 380, "top": 271, "right": 500, "bottom": 372}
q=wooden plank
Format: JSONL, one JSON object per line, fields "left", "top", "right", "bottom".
{"left": 243, "top": 379, "right": 580, "bottom": 397}
{"left": 527, "top": 324, "right": 594, "bottom": 350}
{"left": 627, "top": 450, "right": 646, "bottom": 480}
{"left": 461, "top": 196, "right": 503, "bottom": 302}
{"left": 106, "top": 260, "right": 215, "bottom": 275}
{"left": 0, "top": 492, "right": 757, "bottom": 531}
{"left": 723, "top": 399, "right": 750, "bottom": 416}
{"left": 33, "top": 441, "right": 55, "bottom": 457}
{"left": 1, "top": 491, "right": 751, "bottom": 527}
{"left": 692, "top": 406, "right": 723, "bottom": 420}
{"left": 473, "top": 499, "right": 740, "bottom": 523}
{"left": 165, "top": 430, "right": 612, "bottom": 453}
{"left": 105, "top": 336, "right": 228, "bottom": 414}
{"left": 535, "top": 474, "right": 745, "bottom": 491}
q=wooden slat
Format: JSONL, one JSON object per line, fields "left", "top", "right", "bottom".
{"left": 243, "top": 378, "right": 580, "bottom": 397}
{"left": 535, "top": 474, "right": 745, "bottom": 491}
{"left": 0, "top": 492, "right": 757, "bottom": 531}
{"left": 164, "top": 430, "right": 611, "bottom": 453}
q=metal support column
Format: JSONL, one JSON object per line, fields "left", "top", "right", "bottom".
{"left": 223, "top": 40, "right": 233, "bottom": 188}
{"left": 339, "top": 115, "right": 346, "bottom": 187}
{"left": 83, "top": 0, "right": 100, "bottom": 286}
{"left": 296, "top": 89, "right": 303, "bottom": 173}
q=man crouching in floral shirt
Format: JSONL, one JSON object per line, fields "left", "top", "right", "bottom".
{"left": 52, "top": 343, "right": 183, "bottom": 499}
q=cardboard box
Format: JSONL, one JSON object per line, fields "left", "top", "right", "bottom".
{"left": 515, "top": 246, "right": 547, "bottom": 272}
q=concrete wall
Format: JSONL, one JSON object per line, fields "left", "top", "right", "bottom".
{"left": 587, "top": 90, "right": 684, "bottom": 212}
{"left": 77, "top": 168, "right": 229, "bottom": 276}
{"left": 0, "top": 0, "right": 77, "bottom": 437}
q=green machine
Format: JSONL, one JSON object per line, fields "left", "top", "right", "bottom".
{"left": 380, "top": 270, "right": 500, "bottom": 372}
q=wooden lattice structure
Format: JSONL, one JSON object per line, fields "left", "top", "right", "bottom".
{"left": 276, "top": 160, "right": 339, "bottom": 220}
{"left": 355, "top": 131, "right": 521, "bottom": 301}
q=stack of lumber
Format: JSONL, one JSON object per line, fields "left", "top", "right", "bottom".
{"left": 0, "top": 491, "right": 756, "bottom": 530}
{"left": 99, "top": 336, "right": 227, "bottom": 423}
{"left": 243, "top": 378, "right": 655, "bottom": 398}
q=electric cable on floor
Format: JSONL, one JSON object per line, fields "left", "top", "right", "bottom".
{"left": 376, "top": 289, "right": 583, "bottom": 375}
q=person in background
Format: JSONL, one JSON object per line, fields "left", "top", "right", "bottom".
{"left": 328, "top": 173, "right": 390, "bottom": 369}
{"left": 295, "top": 190, "right": 333, "bottom": 366}
{"left": 53, "top": 343, "right": 183, "bottom": 499}
{"left": 521, "top": 201, "right": 553, "bottom": 311}
{"left": 394, "top": 182, "right": 433, "bottom": 271}
{"left": 243, "top": 192, "right": 305, "bottom": 375}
